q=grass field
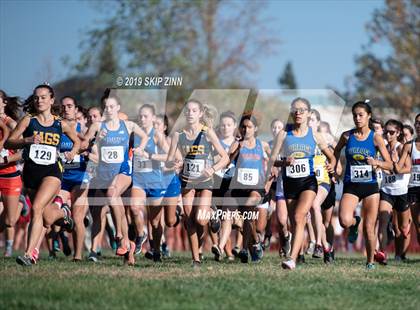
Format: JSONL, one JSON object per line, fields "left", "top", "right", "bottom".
{"left": 1, "top": 252, "right": 419, "bottom": 310}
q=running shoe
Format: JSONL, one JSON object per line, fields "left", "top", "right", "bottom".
{"left": 135, "top": 233, "right": 148, "bottom": 255}
{"left": 48, "top": 251, "right": 57, "bottom": 260}
{"left": 306, "top": 241, "right": 315, "bottom": 255}
{"left": 232, "top": 246, "right": 240, "bottom": 258}
{"left": 16, "top": 255, "right": 32, "bottom": 266}
{"left": 192, "top": 260, "right": 201, "bottom": 269}
{"left": 53, "top": 238, "right": 60, "bottom": 252}
{"left": 348, "top": 215, "right": 361, "bottom": 244}
{"left": 145, "top": 250, "right": 154, "bottom": 260}
{"left": 161, "top": 242, "right": 171, "bottom": 258}
{"left": 88, "top": 251, "right": 99, "bottom": 263}
{"left": 323, "top": 247, "right": 334, "bottom": 264}
{"left": 282, "top": 233, "right": 292, "bottom": 257}
{"left": 211, "top": 244, "right": 223, "bottom": 262}
{"left": 366, "top": 262, "right": 376, "bottom": 270}
{"left": 227, "top": 256, "right": 235, "bottom": 262}
{"left": 374, "top": 250, "right": 387, "bottom": 265}
{"left": 251, "top": 243, "right": 264, "bottom": 262}
{"left": 153, "top": 251, "right": 162, "bottom": 263}
{"left": 61, "top": 204, "right": 74, "bottom": 232}
{"left": 313, "top": 244, "right": 323, "bottom": 258}
{"left": 297, "top": 254, "right": 305, "bottom": 264}
{"left": 281, "top": 258, "right": 296, "bottom": 270}
{"left": 238, "top": 249, "right": 249, "bottom": 263}
{"left": 199, "top": 252, "right": 204, "bottom": 261}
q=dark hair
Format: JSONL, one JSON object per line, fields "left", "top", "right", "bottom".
{"left": 88, "top": 106, "right": 103, "bottom": 116}
{"left": 60, "top": 96, "right": 77, "bottom": 105}
{"left": 310, "top": 109, "right": 321, "bottom": 122}
{"left": 371, "top": 118, "right": 384, "bottom": 128}
{"left": 239, "top": 114, "right": 258, "bottom": 128}
{"left": 385, "top": 119, "right": 404, "bottom": 142}
{"left": 351, "top": 101, "right": 373, "bottom": 129}
{"left": 291, "top": 97, "right": 311, "bottom": 110}
{"left": 101, "top": 88, "right": 121, "bottom": 110}
{"left": 0, "top": 89, "right": 20, "bottom": 121}
{"left": 416, "top": 113, "right": 420, "bottom": 121}
{"left": 139, "top": 103, "right": 156, "bottom": 115}
{"left": 156, "top": 114, "right": 169, "bottom": 136}
{"left": 220, "top": 111, "right": 237, "bottom": 124}
{"left": 34, "top": 84, "right": 55, "bottom": 98}
{"left": 25, "top": 84, "right": 58, "bottom": 115}
{"left": 403, "top": 124, "right": 414, "bottom": 135}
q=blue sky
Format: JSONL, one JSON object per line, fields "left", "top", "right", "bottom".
{"left": 0, "top": 0, "right": 385, "bottom": 98}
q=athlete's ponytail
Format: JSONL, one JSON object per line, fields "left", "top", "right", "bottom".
{"left": 0, "top": 89, "right": 21, "bottom": 121}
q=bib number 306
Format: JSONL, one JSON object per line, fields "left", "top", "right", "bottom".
{"left": 286, "top": 158, "right": 310, "bottom": 178}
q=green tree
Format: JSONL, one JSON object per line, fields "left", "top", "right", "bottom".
{"left": 351, "top": 0, "right": 419, "bottom": 116}
{"left": 60, "top": 0, "right": 278, "bottom": 106}
{"left": 278, "top": 61, "right": 297, "bottom": 89}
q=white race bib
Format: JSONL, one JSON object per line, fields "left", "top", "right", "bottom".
{"left": 133, "top": 155, "right": 153, "bottom": 173}
{"left": 101, "top": 146, "right": 124, "bottom": 164}
{"left": 60, "top": 153, "right": 81, "bottom": 169}
{"left": 183, "top": 159, "right": 204, "bottom": 178}
{"left": 29, "top": 144, "right": 56, "bottom": 165}
{"left": 350, "top": 165, "right": 373, "bottom": 183}
{"left": 383, "top": 173, "right": 397, "bottom": 185}
{"left": 410, "top": 165, "right": 420, "bottom": 185}
{"left": 237, "top": 168, "right": 259, "bottom": 186}
{"left": 286, "top": 158, "right": 310, "bottom": 178}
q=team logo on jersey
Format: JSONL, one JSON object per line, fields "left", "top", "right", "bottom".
{"left": 291, "top": 152, "right": 305, "bottom": 158}
{"left": 353, "top": 154, "right": 365, "bottom": 161}
{"left": 34, "top": 131, "right": 60, "bottom": 146}
{"left": 185, "top": 145, "right": 205, "bottom": 155}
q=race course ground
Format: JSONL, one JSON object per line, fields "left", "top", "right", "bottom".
{"left": 1, "top": 252, "right": 419, "bottom": 310}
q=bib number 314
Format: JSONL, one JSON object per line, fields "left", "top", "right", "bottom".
{"left": 350, "top": 165, "right": 373, "bottom": 182}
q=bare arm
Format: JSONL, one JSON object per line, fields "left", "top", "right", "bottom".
{"left": 368, "top": 133, "right": 392, "bottom": 171}
{"left": 394, "top": 142, "right": 412, "bottom": 174}
{"left": 266, "top": 130, "right": 286, "bottom": 180}
{"left": 4, "top": 116, "right": 34, "bottom": 149}
{"left": 205, "top": 128, "right": 229, "bottom": 175}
